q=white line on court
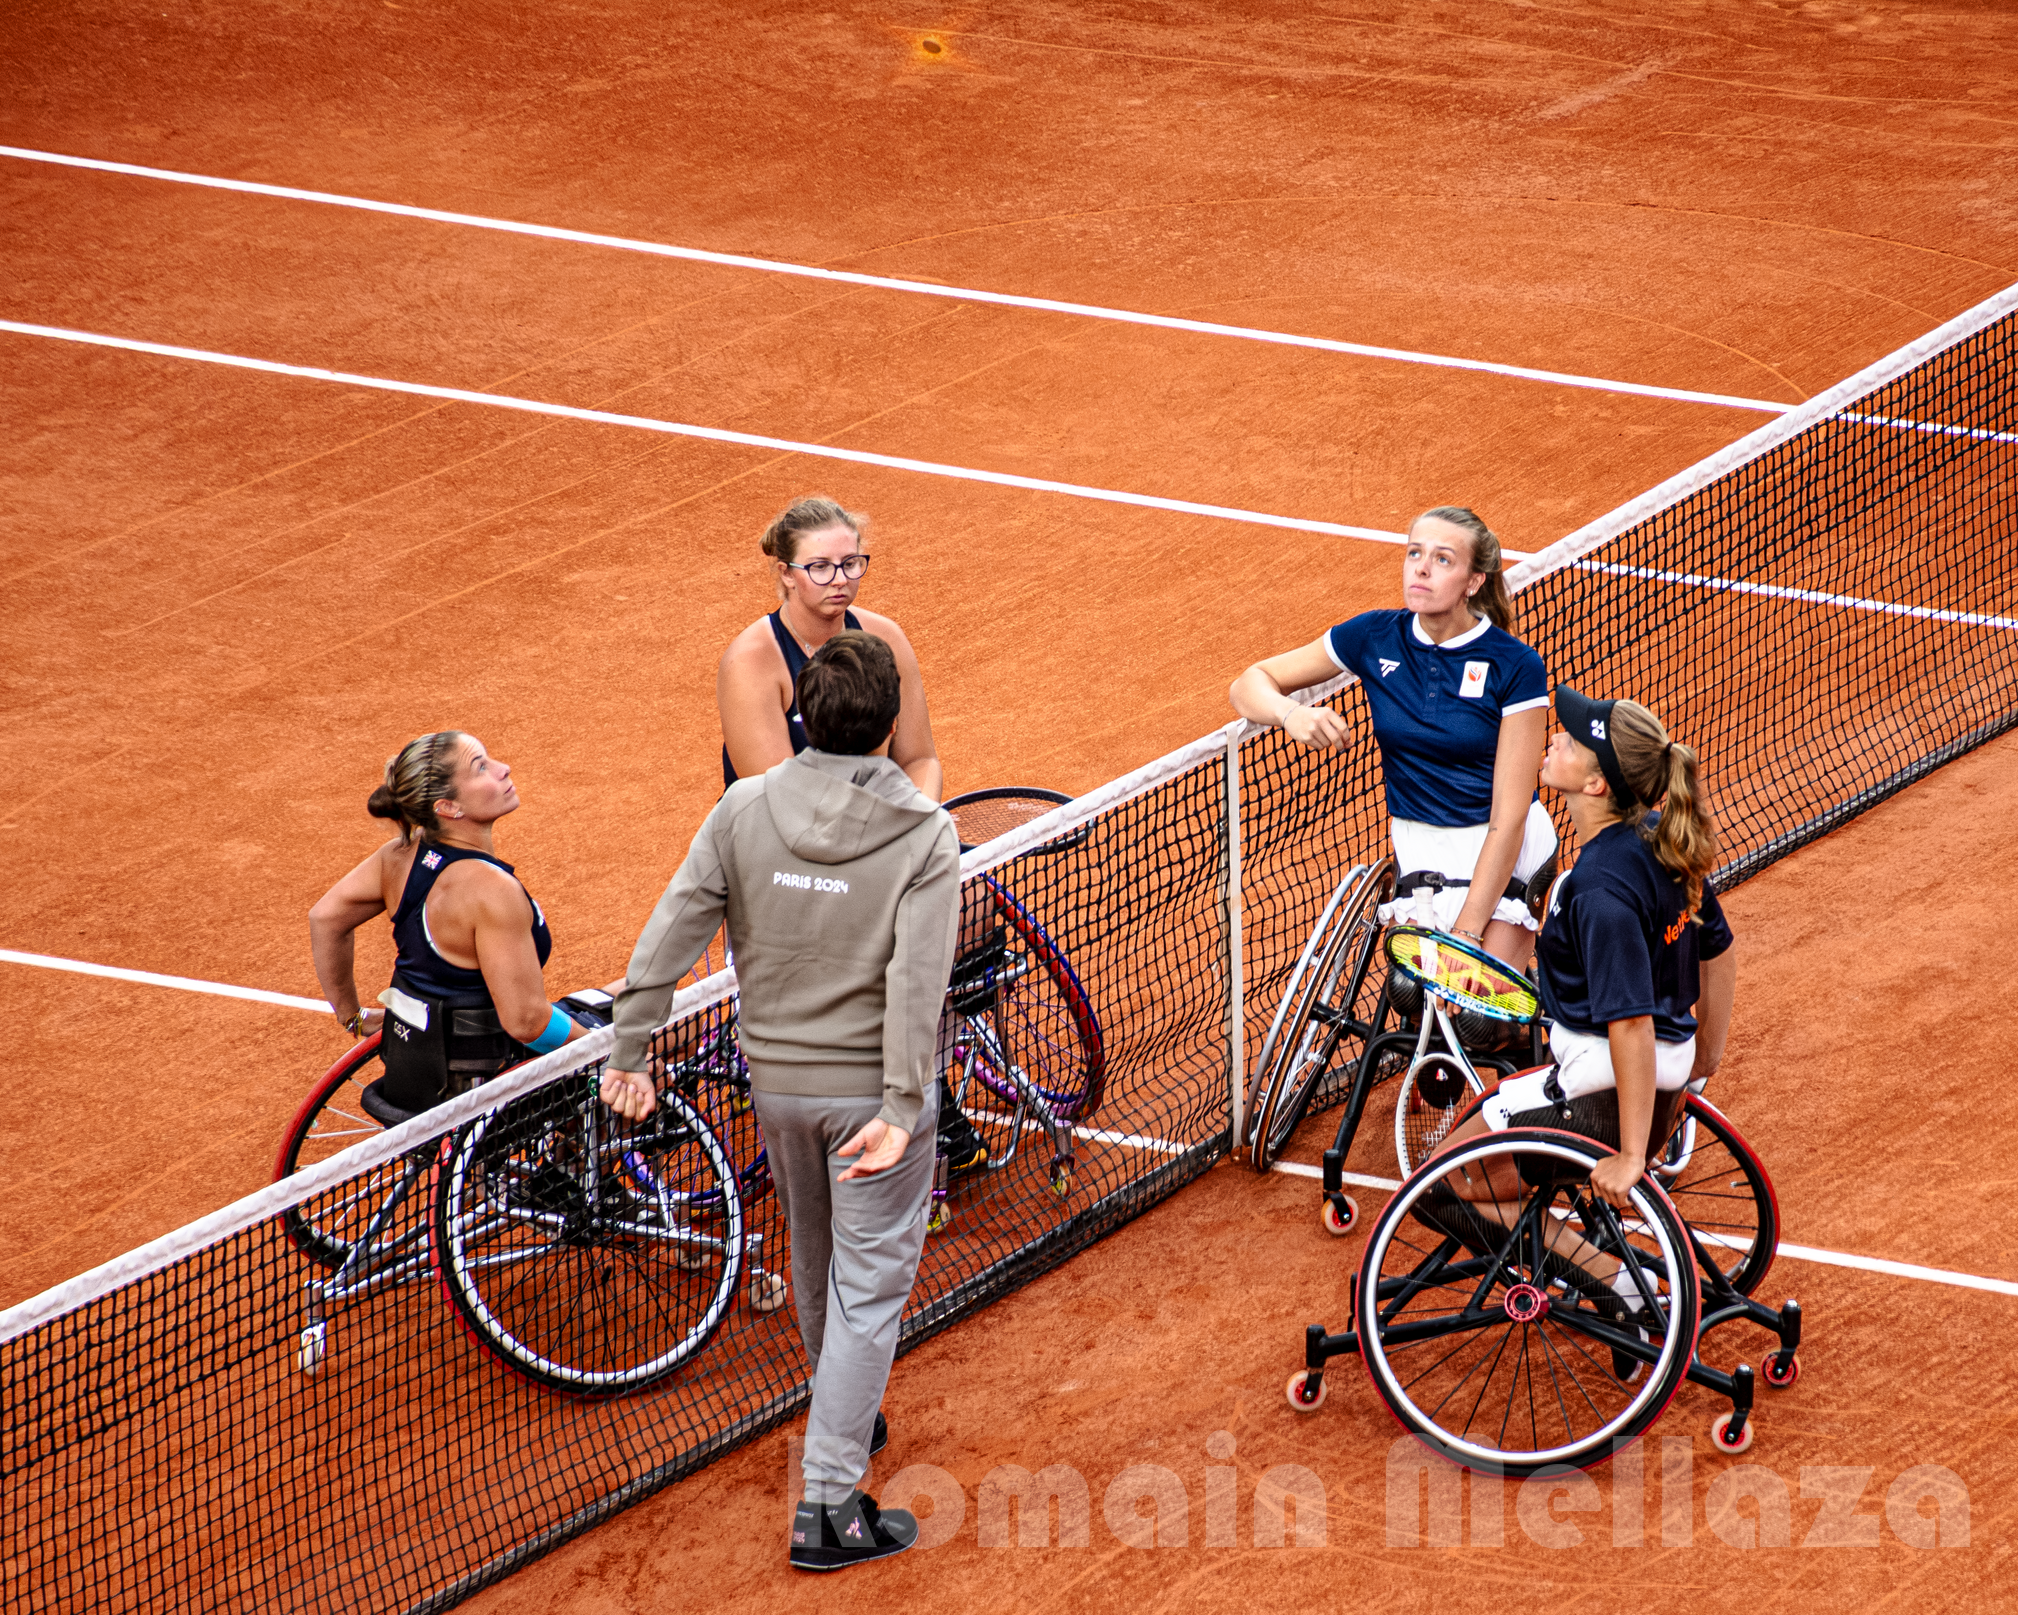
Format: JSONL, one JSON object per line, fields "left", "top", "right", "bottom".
{"left": 0, "top": 319, "right": 1410, "bottom": 545}
{"left": 1576, "top": 558, "right": 2018, "bottom": 633}
{"left": 0, "top": 144, "right": 1797, "bottom": 416}
{"left": 1268, "top": 1157, "right": 2018, "bottom": 1297}
{"left": 0, "top": 948, "right": 332, "bottom": 1013}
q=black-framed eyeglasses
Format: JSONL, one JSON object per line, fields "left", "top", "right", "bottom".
{"left": 786, "top": 554, "right": 870, "bottom": 585}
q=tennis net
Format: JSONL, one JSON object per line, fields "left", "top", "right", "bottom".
{"left": 5, "top": 280, "right": 2012, "bottom": 1612}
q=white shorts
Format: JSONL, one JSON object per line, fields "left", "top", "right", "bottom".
{"left": 1482, "top": 1025, "right": 1697, "bottom": 1129}
{"left": 1379, "top": 799, "right": 1560, "bottom": 935}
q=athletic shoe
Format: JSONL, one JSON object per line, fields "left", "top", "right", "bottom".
{"left": 789, "top": 1490, "right": 918, "bottom": 1572}
{"left": 870, "top": 1411, "right": 887, "bottom": 1457}
{"left": 936, "top": 1079, "right": 989, "bottom": 1175}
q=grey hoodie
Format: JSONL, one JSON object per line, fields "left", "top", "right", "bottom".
{"left": 610, "top": 750, "right": 961, "bottom": 1133}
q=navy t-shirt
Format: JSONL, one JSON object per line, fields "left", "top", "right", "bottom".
{"left": 1536, "top": 821, "right": 1734, "bottom": 1043}
{"left": 1325, "top": 610, "right": 1549, "bottom": 826}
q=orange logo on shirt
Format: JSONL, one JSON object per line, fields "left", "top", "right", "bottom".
{"left": 1661, "top": 916, "right": 1688, "bottom": 945}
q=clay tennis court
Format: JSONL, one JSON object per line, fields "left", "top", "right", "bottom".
{"left": 3, "top": 2, "right": 2015, "bottom": 1608}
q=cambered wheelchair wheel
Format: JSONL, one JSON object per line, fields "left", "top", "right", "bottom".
{"left": 957, "top": 878, "right": 1105, "bottom": 1121}
{"left": 1357, "top": 1128, "right": 1701, "bottom": 1477}
{"left": 275, "top": 1034, "right": 418, "bottom": 1271}
{"left": 1248, "top": 859, "right": 1396, "bottom": 1173}
{"left": 432, "top": 1078, "right": 743, "bottom": 1394}
{"left": 1653, "top": 1095, "right": 1779, "bottom": 1297}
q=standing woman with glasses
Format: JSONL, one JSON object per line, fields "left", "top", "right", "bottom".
{"left": 719, "top": 495, "right": 943, "bottom": 801}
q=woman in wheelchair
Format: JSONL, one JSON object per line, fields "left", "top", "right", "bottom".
{"left": 308, "top": 730, "right": 594, "bottom": 1115}
{"left": 1229, "top": 506, "right": 1554, "bottom": 967}
{"left": 1437, "top": 687, "right": 1736, "bottom": 1298}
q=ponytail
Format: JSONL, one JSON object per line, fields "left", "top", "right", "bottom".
{"left": 367, "top": 731, "right": 469, "bottom": 845}
{"left": 1415, "top": 505, "right": 1515, "bottom": 632}
{"left": 1607, "top": 700, "right": 1719, "bottom": 919}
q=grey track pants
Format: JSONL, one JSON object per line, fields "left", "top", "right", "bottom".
{"left": 751, "top": 1086, "right": 938, "bottom": 1503}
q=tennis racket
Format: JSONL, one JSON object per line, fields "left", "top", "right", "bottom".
{"left": 1383, "top": 925, "right": 1541, "bottom": 1025}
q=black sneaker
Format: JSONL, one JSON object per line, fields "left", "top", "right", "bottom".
{"left": 789, "top": 1490, "right": 918, "bottom": 1571}
{"left": 936, "top": 1079, "right": 989, "bottom": 1175}
{"left": 870, "top": 1411, "right": 887, "bottom": 1456}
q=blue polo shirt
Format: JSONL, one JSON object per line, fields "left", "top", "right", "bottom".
{"left": 1536, "top": 820, "right": 1734, "bottom": 1042}
{"left": 1325, "top": 610, "right": 1548, "bottom": 826}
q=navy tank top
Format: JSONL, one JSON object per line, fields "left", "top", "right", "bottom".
{"left": 390, "top": 842, "right": 552, "bottom": 1007}
{"left": 721, "top": 608, "right": 862, "bottom": 787}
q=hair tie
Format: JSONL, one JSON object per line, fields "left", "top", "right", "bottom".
{"left": 1661, "top": 741, "right": 1676, "bottom": 764}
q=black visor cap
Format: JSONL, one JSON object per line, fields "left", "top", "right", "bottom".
{"left": 1554, "top": 685, "right": 1635, "bottom": 807}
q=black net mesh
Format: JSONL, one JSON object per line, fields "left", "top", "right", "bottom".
{"left": 4, "top": 750, "right": 1235, "bottom": 1613}
{"left": 7, "top": 303, "right": 2014, "bottom": 1612}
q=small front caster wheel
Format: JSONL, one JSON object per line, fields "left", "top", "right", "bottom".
{"left": 1285, "top": 1369, "right": 1328, "bottom": 1412}
{"left": 1710, "top": 1411, "right": 1754, "bottom": 1454}
{"left": 1320, "top": 1196, "right": 1357, "bottom": 1237}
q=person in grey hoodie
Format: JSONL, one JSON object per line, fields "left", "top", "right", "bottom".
{"left": 601, "top": 629, "right": 960, "bottom": 1572}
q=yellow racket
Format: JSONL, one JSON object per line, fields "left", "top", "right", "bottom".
{"left": 1384, "top": 925, "right": 1541, "bottom": 1025}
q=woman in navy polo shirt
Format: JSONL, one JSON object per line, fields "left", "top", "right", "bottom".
{"left": 1451, "top": 687, "right": 1736, "bottom": 1211}
{"left": 1230, "top": 506, "right": 1554, "bottom": 966}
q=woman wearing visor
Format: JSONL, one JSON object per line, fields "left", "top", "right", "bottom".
{"left": 1466, "top": 686, "right": 1735, "bottom": 1203}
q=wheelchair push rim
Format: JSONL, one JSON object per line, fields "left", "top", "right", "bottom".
{"left": 275, "top": 1033, "right": 422, "bottom": 1271}
{"left": 1248, "top": 859, "right": 1395, "bottom": 1172}
{"left": 432, "top": 1080, "right": 745, "bottom": 1394}
{"left": 1357, "top": 1128, "right": 1702, "bottom": 1477}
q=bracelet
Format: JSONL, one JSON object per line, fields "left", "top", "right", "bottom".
{"left": 1453, "top": 927, "right": 1484, "bottom": 943}
{"left": 342, "top": 1010, "right": 368, "bottom": 1038}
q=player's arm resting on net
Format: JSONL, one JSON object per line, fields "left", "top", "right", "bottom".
{"left": 1229, "top": 638, "right": 1352, "bottom": 749}
{"left": 1451, "top": 707, "right": 1547, "bottom": 943}
{"left": 838, "top": 822, "right": 962, "bottom": 1180}
{"left": 309, "top": 844, "right": 394, "bottom": 1040}
{"left": 602, "top": 803, "right": 735, "bottom": 1119}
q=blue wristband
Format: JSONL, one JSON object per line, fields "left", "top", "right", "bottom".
{"left": 526, "top": 1004, "right": 574, "bottom": 1055}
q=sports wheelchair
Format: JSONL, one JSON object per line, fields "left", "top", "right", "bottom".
{"left": 1282, "top": 925, "right": 1803, "bottom": 1470}
{"left": 1247, "top": 857, "right": 1555, "bottom": 1229}
{"left": 1287, "top": 1105, "right": 1804, "bottom": 1469}
{"left": 929, "top": 788, "right": 1107, "bottom": 1230}
{"left": 274, "top": 990, "right": 774, "bottom": 1394}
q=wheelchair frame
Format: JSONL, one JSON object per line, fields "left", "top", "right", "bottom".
{"left": 1289, "top": 1111, "right": 1803, "bottom": 1470}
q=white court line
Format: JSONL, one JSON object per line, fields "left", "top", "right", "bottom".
{"left": 1577, "top": 558, "right": 2018, "bottom": 633}
{"left": 1268, "top": 1157, "right": 2018, "bottom": 1297}
{"left": 0, "top": 948, "right": 332, "bottom": 1013}
{"left": 966, "top": 1106, "right": 1192, "bottom": 1157}
{"left": 0, "top": 144, "right": 1796, "bottom": 417}
{"left": 0, "top": 319, "right": 1409, "bottom": 546}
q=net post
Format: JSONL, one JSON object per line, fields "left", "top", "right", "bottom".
{"left": 1225, "top": 726, "right": 1245, "bottom": 1153}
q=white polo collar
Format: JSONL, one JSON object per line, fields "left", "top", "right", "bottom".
{"left": 1410, "top": 613, "right": 1492, "bottom": 650}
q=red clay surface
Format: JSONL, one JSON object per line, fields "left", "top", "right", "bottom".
{"left": 2, "top": 0, "right": 2015, "bottom": 1605}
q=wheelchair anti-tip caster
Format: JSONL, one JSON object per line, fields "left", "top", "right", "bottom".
{"left": 1764, "top": 1351, "right": 1801, "bottom": 1388}
{"left": 748, "top": 1272, "right": 788, "bottom": 1313}
{"left": 1320, "top": 1195, "right": 1357, "bottom": 1236}
{"left": 1048, "top": 1161, "right": 1073, "bottom": 1200}
{"left": 1285, "top": 1369, "right": 1327, "bottom": 1412}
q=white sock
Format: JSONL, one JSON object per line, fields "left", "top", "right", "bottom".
{"left": 1609, "top": 1265, "right": 1649, "bottom": 1315}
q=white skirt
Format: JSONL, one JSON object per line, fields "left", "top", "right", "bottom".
{"left": 1379, "top": 799, "right": 1559, "bottom": 934}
